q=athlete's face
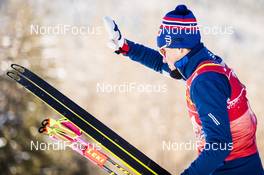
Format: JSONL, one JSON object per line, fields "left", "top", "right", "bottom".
{"left": 159, "top": 47, "right": 190, "bottom": 70}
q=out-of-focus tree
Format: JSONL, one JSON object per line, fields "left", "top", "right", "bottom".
{"left": 0, "top": 0, "right": 91, "bottom": 174}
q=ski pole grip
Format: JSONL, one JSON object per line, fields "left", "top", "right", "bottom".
{"left": 38, "top": 126, "right": 46, "bottom": 133}
{"left": 41, "top": 119, "right": 50, "bottom": 127}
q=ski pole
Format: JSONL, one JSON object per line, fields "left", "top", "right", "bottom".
{"left": 39, "top": 118, "right": 132, "bottom": 175}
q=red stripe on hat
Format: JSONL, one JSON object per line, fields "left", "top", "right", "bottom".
{"left": 163, "top": 17, "right": 197, "bottom": 22}
{"left": 160, "top": 24, "right": 199, "bottom": 30}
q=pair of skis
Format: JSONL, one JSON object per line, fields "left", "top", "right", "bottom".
{"left": 7, "top": 64, "right": 171, "bottom": 175}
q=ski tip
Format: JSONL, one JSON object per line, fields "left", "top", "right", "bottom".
{"left": 6, "top": 71, "right": 21, "bottom": 81}
{"left": 11, "top": 64, "right": 25, "bottom": 73}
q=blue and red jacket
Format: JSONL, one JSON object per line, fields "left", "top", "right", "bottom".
{"left": 123, "top": 40, "right": 264, "bottom": 175}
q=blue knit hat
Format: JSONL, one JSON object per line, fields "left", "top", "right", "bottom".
{"left": 157, "top": 5, "right": 201, "bottom": 48}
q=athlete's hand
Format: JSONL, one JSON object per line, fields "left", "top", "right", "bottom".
{"left": 103, "top": 16, "right": 129, "bottom": 54}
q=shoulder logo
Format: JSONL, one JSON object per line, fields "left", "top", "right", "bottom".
{"left": 208, "top": 113, "right": 220, "bottom": 126}
{"left": 207, "top": 50, "right": 216, "bottom": 59}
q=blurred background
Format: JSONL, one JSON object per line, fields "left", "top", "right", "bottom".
{"left": 0, "top": 0, "right": 263, "bottom": 174}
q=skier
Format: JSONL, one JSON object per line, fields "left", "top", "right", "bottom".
{"left": 103, "top": 4, "right": 264, "bottom": 175}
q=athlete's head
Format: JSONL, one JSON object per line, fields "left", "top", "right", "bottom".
{"left": 157, "top": 5, "right": 201, "bottom": 71}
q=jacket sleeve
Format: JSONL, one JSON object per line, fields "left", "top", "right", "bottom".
{"left": 181, "top": 72, "right": 233, "bottom": 175}
{"left": 125, "top": 40, "right": 170, "bottom": 74}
